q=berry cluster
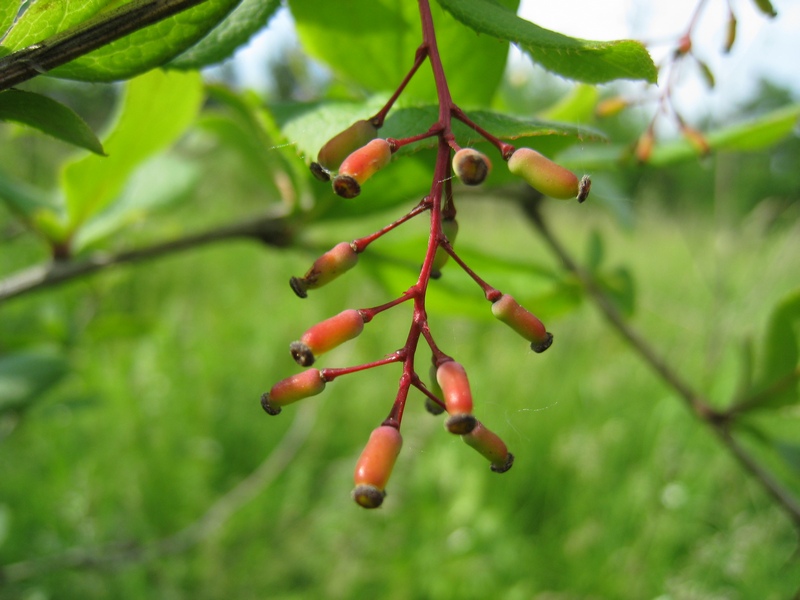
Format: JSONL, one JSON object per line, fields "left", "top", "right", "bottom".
{"left": 261, "top": 0, "right": 590, "bottom": 509}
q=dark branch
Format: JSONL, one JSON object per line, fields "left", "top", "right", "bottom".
{"left": 0, "top": 0, "right": 208, "bottom": 92}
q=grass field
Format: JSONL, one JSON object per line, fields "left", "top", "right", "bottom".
{"left": 1, "top": 192, "right": 799, "bottom": 598}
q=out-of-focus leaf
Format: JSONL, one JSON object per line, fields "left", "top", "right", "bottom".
{"left": 75, "top": 154, "right": 200, "bottom": 251}
{"left": 598, "top": 266, "right": 635, "bottom": 317}
{"left": 539, "top": 84, "right": 599, "bottom": 123}
{"left": 751, "top": 0, "right": 777, "bottom": 18}
{"left": 775, "top": 442, "right": 800, "bottom": 476}
{"left": 436, "top": 0, "right": 657, "bottom": 84}
{"left": 0, "top": 169, "right": 53, "bottom": 221}
{"left": 2, "top": 0, "right": 112, "bottom": 49}
{"left": 585, "top": 230, "right": 604, "bottom": 272}
{"left": 753, "top": 289, "right": 800, "bottom": 410}
{"left": 287, "top": 0, "right": 518, "bottom": 105}
{"left": 0, "top": 89, "right": 104, "bottom": 154}
{"left": 169, "top": 0, "right": 281, "bottom": 69}
{"left": 46, "top": 0, "right": 241, "bottom": 82}
{"left": 0, "top": 349, "right": 69, "bottom": 414}
{"left": 61, "top": 69, "right": 203, "bottom": 232}
{"left": 649, "top": 104, "right": 800, "bottom": 166}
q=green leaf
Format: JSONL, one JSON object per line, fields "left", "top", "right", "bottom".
{"left": 0, "top": 0, "right": 18, "bottom": 41}
{"left": 435, "top": 0, "right": 657, "bottom": 84}
{"left": 61, "top": 68, "right": 204, "bottom": 232}
{"left": 2, "top": 0, "right": 113, "bottom": 50}
{"left": 598, "top": 266, "right": 635, "bottom": 317}
{"left": 75, "top": 153, "right": 200, "bottom": 251}
{"left": 585, "top": 229, "right": 604, "bottom": 272}
{"left": 0, "top": 349, "right": 69, "bottom": 414}
{"left": 287, "top": 0, "right": 518, "bottom": 105}
{"left": 0, "top": 89, "right": 104, "bottom": 154}
{"left": 648, "top": 104, "right": 800, "bottom": 166}
{"left": 169, "top": 0, "right": 281, "bottom": 69}
{"left": 0, "top": 169, "right": 54, "bottom": 221}
{"left": 48, "top": 0, "right": 241, "bottom": 81}
{"left": 538, "top": 84, "right": 600, "bottom": 123}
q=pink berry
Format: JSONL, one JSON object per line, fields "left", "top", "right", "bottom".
{"left": 461, "top": 420, "right": 514, "bottom": 473}
{"left": 491, "top": 294, "right": 553, "bottom": 353}
{"left": 332, "top": 139, "right": 393, "bottom": 199}
{"left": 290, "top": 241, "right": 359, "bottom": 298}
{"left": 352, "top": 425, "right": 403, "bottom": 508}
{"left": 290, "top": 309, "right": 365, "bottom": 366}
{"left": 507, "top": 147, "right": 583, "bottom": 200}
{"left": 261, "top": 369, "right": 326, "bottom": 415}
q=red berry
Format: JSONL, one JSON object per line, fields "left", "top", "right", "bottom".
{"left": 291, "top": 309, "right": 365, "bottom": 366}
{"left": 491, "top": 294, "right": 553, "bottom": 353}
{"left": 436, "top": 361, "right": 476, "bottom": 434}
{"left": 290, "top": 241, "right": 359, "bottom": 298}
{"left": 333, "top": 139, "right": 393, "bottom": 199}
{"left": 261, "top": 369, "right": 326, "bottom": 415}
{"left": 461, "top": 420, "right": 514, "bottom": 473}
{"left": 507, "top": 148, "right": 582, "bottom": 200}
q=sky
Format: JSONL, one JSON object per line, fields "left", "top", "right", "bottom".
{"left": 227, "top": 0, "right": 800, "bottom": 124}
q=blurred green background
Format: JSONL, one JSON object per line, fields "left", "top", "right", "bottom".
{"left": 2, "top": 10, "right": 800, "bottom": 600}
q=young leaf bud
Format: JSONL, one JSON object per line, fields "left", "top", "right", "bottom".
{"left": 290, "top": 242, "right": 359, "bottom": 298}
{"left": 436, "top": 361, "right": 476, "bottom": 434}
{"left": 333, "top": 139, "right": 393, "bottom": 199}
{"left": 491, "top": 294, "right": 553, "bottom": 353}
{"left": 352, "top": 425, "right": 403, "bottom": 509}
{"left": 461, "top": 420, "right": 515, "bottom": 473}
{"left": 317, "top": 119, "right": 378, "bottom": 171}
{"left": 291, "top": 309, "right": 365, "bottom": 366}
{"left": 507, "top": 148, "right": 580, "bottom": 200}
{"left": 431, "top": 217, "right": 459, "bottom": 278}
{"left": 261, "top": 368, "right": 325, "bottom": 415}
{"left": 452, "top": 148, "right": 492, "bottom": 186}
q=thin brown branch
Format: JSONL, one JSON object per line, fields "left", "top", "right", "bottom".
{"left": 0, "top": 0, "right": 208, "bottom": 92}
{"left": 0, "top": 214, "right": 293, "bottom": 304}
{"left": 520, "top": 193, "right": 800, "bottom": 529}
{"left": 0, "top": 402, "right": 318, "bottom": 583}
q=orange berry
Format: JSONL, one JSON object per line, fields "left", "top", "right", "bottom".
{"left": 462, "top": 420, "right": 514, "bottom": 473}
{"left": 291, "top": 309, "right": 365, "bottom": 366}
{"left": 290, "top": 241, "right": 359, "bottom": 298}
{"left": 261, "top": 368, "right": 325, "bottom": 415}
{"left": 491, "top": 294, "right": 553, "bottom": 353}
{"left": 333, "top": 139, "right": 393, "bottom": 199}
{"left": 436, "top": 361, "right": 476, "bottom": 434}
{"left": 352, "top": 425, "right": 403, "bottom": 508}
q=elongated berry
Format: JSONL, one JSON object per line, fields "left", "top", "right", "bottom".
{"left": 316, "top": 119, "right": 378, "bottom": 171}
{"left": 462, "top": 420, "right": 515, "bottom": 473}
{"left": 332, "top": 139, "right": 392, "bottom": 199}
{"left": 290, "top": 241, "right": 359, "bottom": 298}
{"left": 352, "top": 425, "right": 403, "bottom": 508}
{"left": 425, "top": 363, "right": 445, "bottom": 415}
{"left": 507, "top": 148, "right": 585, "bottom": 201}
{"left": 290, "top": 309, "right": 365, "bottom": 366}
{"left": 452, "top": 148, "right": 491, "bottom": 186}
{"left": 431, "top": 217, "right": 458, "bottom": 278}
{"left": 436, "top": 360, "right": 476, "bottom": 434}
{"left": 261, "top": 368, "right": 325, "bottom": 415}
{"left": 491, "top": 294, "right": 553, "bottom": 353}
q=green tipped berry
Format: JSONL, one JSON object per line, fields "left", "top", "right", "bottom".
{"left": 452, "top": 148, "right": 491, "bottom": 186}
{"left": 436, "top": 361, "right": 476, "bottom": 434}
{"left": 317, "top": 119, "right": 378, "bottom": 171}
{"left": 491, "top": 294, "right": 553, "bottom": 353}
{"left": 352, "top": 425, "right": 403, "bottom": 509}
{"left": 507, "top": 148, "right": 582, "bottom": 200}
{"left": 425, "top": 363, "right": 445, "bottom": 415}
{"left": 291, "top": 309, "right": 365, "bottom": 366}
{"left": 461, "top": 420, "right": 514, "bottom": 473}
{"left": 333, "top": 138, "right": 393, "bottom": 199}
{"left": 431, "top": 217, "right": 458, "bottom": 278}
{"left": 290, "top": 242, "right": 359, "bottom": 298}
{"left": 261, "top": 368, "right": 325, "bottom": 415}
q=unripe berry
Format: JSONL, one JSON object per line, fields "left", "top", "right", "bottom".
{"left": 431, "top": 217, "right": 458, "bottom": 278}
{"left": 261, "top": 368, "right": 325, "bottom": 415}
{"left": 452, "top": 148, "right": 491, "bottom": 186}
{"left": 316, "top": 119, "right": 378, "bottom": 171}
{"left": 352, "top": 425, "right": 403, "bottom": 509}
{"left": 436, "top": 361, "right": 476, "bottom": 434}
{"left": 290, "top": 241, "right": 359, "bottom": 298}
{"left": 425, "top": 363, "right": 445, "bottom": 415}
{"left": 332, "top": 139, "right": 393, "bottom": 199}
{"left": 491, "top": 294, "right": 553, "bottom": 353}
{"left": 461, "top": 420, "right": 515, "bottom": 473}
{"left": 291, "top": 309, "right": 365, "bottom": 366}
{"left": 507, "top": 148, "right": 583, "bottom": 201}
